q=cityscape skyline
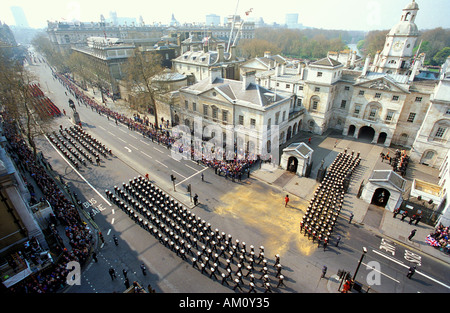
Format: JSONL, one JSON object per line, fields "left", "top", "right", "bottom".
{"left": 1, "top": 0, "right": 450, "bottom": 32}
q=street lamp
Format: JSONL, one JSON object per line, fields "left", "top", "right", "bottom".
{"left": 352, "top": 246, "right": 367, "bottom": 283}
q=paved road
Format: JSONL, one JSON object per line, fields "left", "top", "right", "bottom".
{"left": 27, "top": 58, "right": 450, "bottom": 294}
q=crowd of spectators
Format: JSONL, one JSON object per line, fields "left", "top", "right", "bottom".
{"left": 426, "top": 223, "right": 450, "bottom": 254}
{"left": 2, "top": 113, "right": 94, "bottom": 293}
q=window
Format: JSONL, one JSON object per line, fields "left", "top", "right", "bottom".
{"left": 354, "top": 105, "right": 361, "bottom": 115}
{"left": 203, "top": 104, "right": 209, "bottom": 116}
{"left": 317, "top": 72, "right": 323, "bottom": 77}
{"left": 392, "top": 95, "right": 399, "bottom": 101}
{"left": 312, "top": 101, "right": 318, "bottom": 111}
{"left": 407, "top": 112, "right": 416, "bottom": 123}
{"left": 222, "top": 111, "right": 228, "bottom": 122}
{"left": 314, "top": 87, "right": 320, "bottom": 92}
{"left": 375, "top": 93, "right": 381, "bottom": 98}
{"left": 415, "top": 97, "right": 422, "bottom": 102}
{"left": 212, "top": 107, "right": 218, "bottom": 119}
{"left": 193, "top": 102, "right": 197, "bottom": 112}
{"left": 359, "top": 90, "right": 365, "bottom": 96}
{"left": 267, "top": 118, "right": 271, "bottom": 130}
{"left": 282, "top": 111, "right": 286, "bottom": 121}
{"left": 238, "top": 115, "right": 244, "bottom": 125}
{"left": 341, "top": 100, "right": 347, "bottom": 108}
{"left": 286, "top": 84, "right": 290, "bottom": 89}
{"left": 369, "top": 108, "right": 377, "bottom": 120}
{"left": 185, "top": 100, "right": 189, "bottom": 109}
{"left": 344, "top": 86, "right": 350, "bottom": 91}
{"left": 250, "top": 118, "right": 256, "bottom": 128}
{"left": 275, "top": 112, "right": 280, "bottom": 125}
{"left": 298, "top": 85, "right": 304, "bottom": 91}
{"left": 435, "top": 127, "right": 446, "bottom": 138}
{"left": 386, "top": 111, "right": 394, "bottom": 121}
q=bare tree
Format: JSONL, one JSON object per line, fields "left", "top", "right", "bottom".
{"left": 124, "top": 48, "right": 165, "bottom": 127}
{"left": 0, "top": 49, "right": 54, "bottom": 158}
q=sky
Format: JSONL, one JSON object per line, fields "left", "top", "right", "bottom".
{"left": 1, "top": 0, "right": 450, "bottom": 32}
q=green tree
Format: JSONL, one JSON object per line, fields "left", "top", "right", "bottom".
{"left": 432, "top": 47, "right": 450, "bottom": 66}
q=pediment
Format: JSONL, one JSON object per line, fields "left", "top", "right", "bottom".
{"left": 356, "top": 76, "right": 409, "bottom": 93}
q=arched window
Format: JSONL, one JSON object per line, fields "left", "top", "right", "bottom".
{"left": 309, "top": 96, "right": 320, "bottom": 111}
{"left": 431, "top": 119, "right": 450, "bottom": 142}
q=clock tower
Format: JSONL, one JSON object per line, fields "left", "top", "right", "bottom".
{"left": 374, "top": 0, "right": 419, "bottom": 75}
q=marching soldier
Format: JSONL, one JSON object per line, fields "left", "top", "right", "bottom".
{"left": 277, "top": 275, "right": 285, "bottom": 288}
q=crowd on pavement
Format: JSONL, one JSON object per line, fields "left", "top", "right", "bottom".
{"left": 2, "top": 112, "right": 94, "bottom": 293}
{"left": 426, "top": 224, "right": 450, "bottom": 254}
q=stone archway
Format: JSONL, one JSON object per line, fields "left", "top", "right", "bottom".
{"left": 287, "top": 156, "right": 298, "bottom": 173}
{"left": 371, "top": 188, "right": 390, "bottom": 207}
{"left": 358, "top": 126, "right": 375, "bottom": 142}
{"left": 348, "top": 124, "right": 356, "bottom": 137}
{"left": 377, "top": 132, "right": 387, "bottom": 144}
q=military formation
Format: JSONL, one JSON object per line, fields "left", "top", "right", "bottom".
{"left": 48, "top": 125, "right": 112, "bottom": 169}
{"left": 106, "top": 175, "right": 286, "bottom": 293}
{"left": 300, "top": 151, "right": 361, "bottom": 246}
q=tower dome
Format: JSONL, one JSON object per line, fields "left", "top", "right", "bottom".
{"left": 404, "top": 0, "right": 419, "bottom": 10}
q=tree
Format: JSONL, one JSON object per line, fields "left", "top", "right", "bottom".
{"left": 0, "top": 49, "right": 53, "bottom": 158}
{"left": 124, "top": 48, "right": 166, "bottom": 127}
{"left": 432, "top": 47, "right": 450, "bottom": 66}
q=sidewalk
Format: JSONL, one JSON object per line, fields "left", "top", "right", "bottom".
{"left": 251, "top": 132, "right": 450, "bottom": 266}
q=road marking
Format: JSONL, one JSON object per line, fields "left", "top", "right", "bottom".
{"left": 107, "top": 229, "right": 111, "bottom": 235}
{"left": 98, "top": 125, "right": 106, "bottom": 131}
{"left": 119, "top": 128, "right": 127, "bottom": 133}
{"left": 118, "top": 137, "right": 127, "bottom": 143}
{"left": 372, "top": 249, "right": 450, "bottom": 289}
{"left": 140, "top": 139, "right": 150, "bottom": 146}
{"left": 111, "top": 218, "right": 115, "bottom": 225}
{"left": 154, "top": 147, "right": 164, "bottom": 153}
{"left": 129, "top": 144, "right": 139, "bottom": 151}
{"left": 124, "top": 147, "right": 131, "bottom": 153}
{"left": 45, "top": 135, "right": 111, "bottom": 207}
{"left": 140, "top": 151, "right": 152, "bottom": 159}
{"left": 176, "top": 167, "right": 208, "bottom": 186}
{"left": 129, "top": 134, "right": 137, "bottom": 139}
{"left": 168, "top": 154, "right": 180, "bottom": 162}
{"left": 172, "top": 170, "right": 186, "bottom": 179}
{"left": 185, "top": 164, "right": 198, "bottom": 171}
{"left": 156, "top": 160, "right": 168, "bottom": 168}
{"left": 108, "top": 131, "right": 116, "bottom": 137}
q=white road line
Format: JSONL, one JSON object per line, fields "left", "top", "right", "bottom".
{"left": 118, "top": 137, "right": 127, "bottom": 143}
{"left": 45, "top": 135, "right": 112, "bottom": 207}
{"left": 124, "top": 147, "right": 131, "bottom": 153}
{"left": 111, "top": 218, "right": 115, "bottom": 225}
{"left": 176, "top": 167, "right": 208, "bottom": 186}
{"left": 98, "top": 125, "right": 106, "bottom": 131}
{"left": 140, "top": 151, "right": 153, "bottom": 159}
{"left": 129, "top": 134, "right": 137, "bottom": 139}
{"left": 172, "top": 170, "right": 186, "bottom": 179}
{"left": 107, "top": 229, "right": 111, "bottom": 235}
{"left": 168, "top": 154, "right": 180, "bottom": 162}
{"left": 154, "top": 147, "right": 164, "bottom": 153}
{"left": 129, "top": 144, "right": 139, "bottom": 151}
{"left": 140, "top": 139, "right": 150, "bottom": 146}
{"left": 156, "top": 160, "right": 168, "bottom": 168}
{"left": 372, "top": 249, "right": 450, "bottom": 289}
{"left": 185, "top": 164, "right": 198, "bottom": 171}
{"left": 108, "top": 131, "right": 116, "bottom": 137}
{"left": 119, "top": 128, "right": 127, "bottom": 133}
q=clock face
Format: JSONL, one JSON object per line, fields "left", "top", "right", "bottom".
{"left": 393, "top": 41, "right": 404, "bottom": 52}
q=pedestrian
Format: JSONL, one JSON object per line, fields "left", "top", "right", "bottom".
{"left": 113, "top": 234, "right": 118, "bottom": 246}
{"left": 284, "top": 194, "right": 289, "bottom": 207}
{"left": 109, "top": 267, "right": 116, "bottom": 280}
{"left": 335, "top": 236, "right": 341, "bottom": 247}
{"left": 122, "top": 269, "right": 128, "bottom": 279}
{"left": 321, "top": 265, "right": 327, "bottom": 278}
{"left": 99, "top": 232, "right": 105, "bottom": 244}
{"left": 409, "top": 215, "right": 416, "bottom": 225}
{"left": 92, "top": 252, "right": 98, "bottom": 262}
{"left": 393, "top": 208, "right": 400, "bottom": 218}
{"left": 406, "top": 266, "right": 416, "bottom": 279}
{"left": 414, "top": 215, "right": 421, "bottom": 226}
{"left": 349, "top": 213, "right": 354, "bottom": 224}
{"left": 201, "top": 173, "right": 204, "bottom": 181}
{"left": 408, "top": 229, "right": 417, "bottom": 241}
{"left": 141, "top": 263, "right": 147, "bottom": 276}
{"left": 193, "top": 194, "right": 198, "bottom": 206}
{"left": 323, "top": 240, "right": 328, "bottom": 251}
{"left": 308, "top": 137, "right": 311, "bottom": 144}
{"left": 124, "top": 277, "right": 130, "bottom": 289}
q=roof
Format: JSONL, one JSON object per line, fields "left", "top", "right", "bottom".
{"left": 310, "top": 57, "right": 342, "bottom": 68}
{"left": 283, "top": 142, "right": 313, "bottom": 158}
{"left": 182, "top": 76, "right": 289, "bottom": 109}
{"left": 369, "top": 170, "right": 406, "bottom": 191}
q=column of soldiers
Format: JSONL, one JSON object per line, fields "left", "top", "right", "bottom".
{"left": 299, "top": 151, "right": 361, "bottom": 246}
{"left": 105, "top": 175, "right": 285, "bottom": 293}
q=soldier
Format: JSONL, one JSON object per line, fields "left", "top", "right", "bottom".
{"left": 233, "top": 278, "right": 243, "bottom": 292}
{"left": 407, "top": 266, "right": 416, "bottom": 279}
{"left": 192, "top": 257, "right": 199, "bottom": 269}
{"left": 274, "top": 254, "right": 280, "bottom": 266}
{"left": 108, "top": 267, "right": 116, "bottom": 280}
{"left": 277, "top": 275, "right": 285, "bottom": 288}
{"left": 275, "top": 263, "right": 282, "bottom": 277}
{"left": 221, "top": 273, "right": 229, "bottom": 286}
{"left": 113, "top": 234, "right": 119, "bottom": 246}
{"left": 248, "top": 282, "right": 257, "bottom": 293}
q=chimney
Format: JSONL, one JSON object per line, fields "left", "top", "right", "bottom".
{"left": 209, "top": 66, "right": 222, "bottom": 84}
{"left": 409, "top": 53, "right": 423, "bottom": 83}
{"left": 362, "top": 55, "right": 371, "bottom": 76}
{"left": 229, "top": 45, "right": 236, "bottom": 60}
{"left": 218, "top": 45, "right": 224, "bottom": 62}
{"left": 350, "top": 51, "right": 356, "bottom": 67}
{"left": 242, "top": 70, "right": 256, "bottom": 90}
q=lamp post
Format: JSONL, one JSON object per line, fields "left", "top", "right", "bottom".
{"left": 352, "top": 247, "right": 367, "bottom": 287}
